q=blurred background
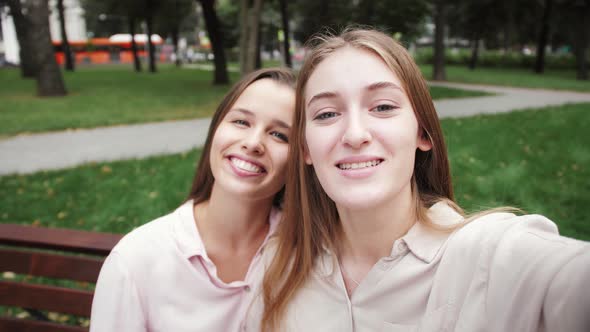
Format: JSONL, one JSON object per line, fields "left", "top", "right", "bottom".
{"left": 0, "top": 0, "right": 589, "bottom": 326}
{"left": 0, "top": 0, "right": 589, "bottom": 238}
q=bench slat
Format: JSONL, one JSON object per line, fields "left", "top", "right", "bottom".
{"left": 0, "top": 281, "right": 93, "bottom": 317}
{"left": 0, "top": 317, "right": 88, "bottom": 332}
{"left": 0, "top": 249, "right": 105, "bottom": 283}
{"left": 0, "top": 224, "right": 122, "bottom": 256}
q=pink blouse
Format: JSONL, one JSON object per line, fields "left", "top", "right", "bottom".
{"left": 90, "top": 200, "right": 279, "bottom": 332}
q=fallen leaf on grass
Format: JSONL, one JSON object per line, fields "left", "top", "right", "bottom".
{"left": 79, "top": 318, "right": 90, "bottom": 327}
{"left": 101, "top": 165, "right": 113, "bottom": 174}
{"left": 16, "top": 312, "right": 30, "bottom": 319}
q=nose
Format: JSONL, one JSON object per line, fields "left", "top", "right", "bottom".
{"left": 242, "top": 130, "right": 265, "bottom": 155}
{"left": 341, "top": 113, "right": 372, "bottom": 149}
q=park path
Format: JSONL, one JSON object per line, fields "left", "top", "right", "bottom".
{"left": 1, "top": 82, "right": 590, "bottom": 176}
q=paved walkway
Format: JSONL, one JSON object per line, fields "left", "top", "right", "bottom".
{"left": 1, "top": 83, "right": 590, "bottom": 176}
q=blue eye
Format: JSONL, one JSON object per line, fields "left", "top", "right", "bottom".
{"left": 371, "top": 104, "right": 397, "bottom": 113}
{"left": 271, "top": 132, "right": 289, "bottom": 143}
{"left": 233, "top": 119, "right": 249, "bottom": 126}
{"left": 314, "top": 112, "right": 338, "bottom": 120}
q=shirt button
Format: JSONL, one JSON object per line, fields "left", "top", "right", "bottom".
{"left": 244, "top": 285, "right": 251, "bottom": 292}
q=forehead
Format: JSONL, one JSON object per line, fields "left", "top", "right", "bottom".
{"left": 305, "top": 47, "right": 403, "bottom": 103}
{"left": 231, "top": 78, "right": 295, "bottom": 124}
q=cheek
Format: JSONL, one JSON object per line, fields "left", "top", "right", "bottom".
{"left": 271, "top": 145, "right": 290, "bottom": 171}
{"left": 210, "top": 125, "right": 232, "bottom": 151}
{"left": 305, "top": 124, "right": 339, "bottom": 163}
{"left": 377, "top": 116, "right": 420, "bottom": 148}
{"left": 209, "top": 133, "right": 222, "bottom": 164}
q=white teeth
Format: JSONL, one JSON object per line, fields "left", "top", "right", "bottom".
{"left": 231, "top": 157, "right": 263, "bottom": 173}
{"left": 338, "top": 160, "right": 382, "bottom": 170}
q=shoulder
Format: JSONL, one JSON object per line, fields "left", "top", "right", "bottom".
{"left": 446, "top": 212, "right": 588, "bottom": 268}
{"left": 455, "top": 212, "right": 583, "bottom": 248}
{"left": 110, "top": 206, "right": 182, "bottom": 265}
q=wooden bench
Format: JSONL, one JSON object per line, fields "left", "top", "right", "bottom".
{"left": 0, "top": 223, "right": 123, "bottom": 332}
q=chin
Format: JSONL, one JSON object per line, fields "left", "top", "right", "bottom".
{"left": 330, "top": 190, "right": 390, "bottom": 211}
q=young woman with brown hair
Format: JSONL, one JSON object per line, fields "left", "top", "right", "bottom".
{"left": 246, "top": 29, "right": 590, "bottom": 331}
{"left": 90, "top": 68, "right": 295, "bottom": 331}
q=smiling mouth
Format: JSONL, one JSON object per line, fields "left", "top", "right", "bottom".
{"left": 230, "top": 157, "right": 266, "bottom": 173}
{"left": 337, "top": 159, "right": 383, "bottom": 170}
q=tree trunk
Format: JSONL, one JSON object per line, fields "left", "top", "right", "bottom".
{"left": 199, "top": 0, "right": 229, "bottom": 84}
{"left": 7, "top": 0, "right": 37, "bottom": 77}
{"left": 27, "top": 0, "right": 67, "bottom": 96}
{"left": 145, "top": 8, "right": 157, "bottom": 73}
{"left": 534, "top": 0, "right": 553, "bottom": 74}
{"left": 57, "top": 0, "right": 74, "bottom": 71}
{"left": 255, "top": 26, "right": 262, "bottom": 69}
{"left": 239, "top": 0, "right": 248, "bottom": 73}
{"left": 433, "top": 0, "right": 447, "bottom": 81}
{"left": 240, "top": 0, "right": 264, "bottom": 74}
{"left": 128, "top": 16, "right": 142, "bottom": 72}
{"left": 503, "top": 3, "right": 514, "bottom": 52}
{"left": 172, "top": 27, "right": 181, "bottom": 67}
{"left": 469, "top": 37, "right": 479, "bottom": 70}
{"left": 573, "top": 2, "right": 589, "bottom": 80}
{"left": 279, "top": 0, "right": 292, "bottom": 67}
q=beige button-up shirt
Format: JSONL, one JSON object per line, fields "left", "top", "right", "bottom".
{"left": 90, "top": 200, "right": 280, "bottom": 332}
{"left": 245, "top": 203, "right": 590, "bottom": 332}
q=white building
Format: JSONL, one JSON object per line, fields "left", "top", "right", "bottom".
{"left": 0, "top": 0, "right": 87, "bottom": 65}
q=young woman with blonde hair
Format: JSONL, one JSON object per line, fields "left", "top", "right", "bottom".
{"left": 90, "top": 68, "right": 295, "bottom": 331}
{"left": 246, "top": 29, "right": 589, "bottom": 331}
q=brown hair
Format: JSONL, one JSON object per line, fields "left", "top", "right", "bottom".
{"left": 186, "top": 67, "right": 296, "bottom": 206}
{"left": 261, "top": 28, "right": 458, "bottom": 331}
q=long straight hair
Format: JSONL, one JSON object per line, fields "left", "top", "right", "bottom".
{"left": 186, "top": 68, "right": 296, "bottom": 206}
{"left": 261, "top": 28, "right": 456, "bottom": 331}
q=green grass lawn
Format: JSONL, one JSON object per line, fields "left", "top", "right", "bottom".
{"left": 420, "top": 64, "right": 590, "bottom": 92}
{"left": 1, "top": 103, "right": 589, "bottom": 240}
{"left": 445, "top": 103, "right": 590, "bottom": 240}
{"left": 0, "top": 65, "right": 238, "bottom": 137}
{"left": 0, "top": 65, "right": 488, "bottom": 137}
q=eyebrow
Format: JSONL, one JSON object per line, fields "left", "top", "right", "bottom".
{"left": 366, "top": 81, "right": 402, "bottom": 91}
{"left": 230, "top": 108, "right": 291, "bottom": 129}
{"left": 306, "top": 91, "right": 338, "bottom": 108}
{"left": 306, "top": 81, "right": 402, "bottom": 108}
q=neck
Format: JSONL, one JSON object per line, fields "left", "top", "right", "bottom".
{"left": 337, "top": 186, "right": 416, "bottom": 263}
{"left": 194, "top": 185, "right": 273, "bottom": 252}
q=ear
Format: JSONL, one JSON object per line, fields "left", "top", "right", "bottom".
{"left": 417, "top": 128, "right": 433, "bottom": 152}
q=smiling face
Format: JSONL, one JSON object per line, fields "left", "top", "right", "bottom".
{"left": 210, "top": 78, "right": 295, "bottom": 202}
{"left": 304, "top": 47, "right": 432, "bottom": 211}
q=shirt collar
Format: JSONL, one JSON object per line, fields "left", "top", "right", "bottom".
{"left": 173, "top": 199, "right": 282, "bottom": 260}
{"left": 402, "top": 202, "right": 463, "bottom": 263}
{"left": 316, "top": 202, "right": 464, "bottom": 277}
{"left": 174, "top": 199, "right": 206, "bottom": 259}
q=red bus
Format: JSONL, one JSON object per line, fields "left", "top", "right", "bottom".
{"left": 53, "top": 34, "right": 164, "bottom": 65}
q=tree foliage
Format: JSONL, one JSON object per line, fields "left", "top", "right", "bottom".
{"left": 291, "top": 0, "right": 429, "bottom": 44}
